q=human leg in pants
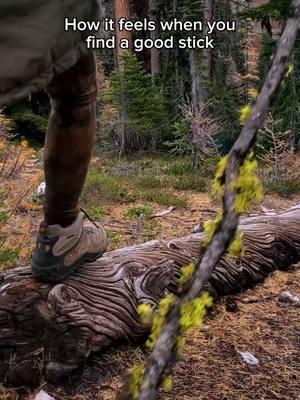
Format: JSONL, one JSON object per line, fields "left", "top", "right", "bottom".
{"left": 32, "top": 53, "right": 108, "bottom": 283}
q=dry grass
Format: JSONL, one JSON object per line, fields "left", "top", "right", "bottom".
{"left": 13, "top": 267, "right": 296, "bottom": 400}
{"left": 0, "top": 148, "right": 299, "bottom": 399}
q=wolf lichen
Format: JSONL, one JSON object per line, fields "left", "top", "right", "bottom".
{"left": 203, "top": 213, "right": 223, "bottom": 246}
{"left": 213, "top": 156, "right": 228, "bottom": 197}
{"left": 231, "top": 157, "right": 263, "bottom": 214}
{"left": 180, "top": 293, "right": 213, "bottom": 332}
{"left": 229, "top": 231, "right": 244, "bottom": 257}
{"left": 146, "top": 294, "right": 177, "bottom": 350}
{"left": 128, "top": 365, "right": 146, "bottom": 400}
{"left": 240, "top": 104, "right": 252, "bottom": 124}
{"left": 179, "top": 263, "right": 196, "bottom": 286}
{"left": 138, "top": 303, "right": 154, "bottom": 326}
{"left": 162, "top": 376, "right": 173, "bottom": 391}
{"left": 286, "top": 63, "right": 294, "bottom": 77}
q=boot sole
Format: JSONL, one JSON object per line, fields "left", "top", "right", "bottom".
{"left": 32, "top": 251, "right": 105, "bottom": 283}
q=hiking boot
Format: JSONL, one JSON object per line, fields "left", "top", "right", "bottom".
{"left": 32, "top": 211, "right": 108, "bottom": 283}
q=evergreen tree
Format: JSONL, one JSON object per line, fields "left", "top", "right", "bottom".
{"left": 108, "top": 52, "right": 170, "bottom": 153}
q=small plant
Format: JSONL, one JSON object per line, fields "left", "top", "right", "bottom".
{"left": 126, "top": 205, "right": 154, "bottom": 220}
{"left": 257, "top": 115, "right": 300, "bottom": 196}
{"left": 83, "top": 171, "right": 131, "bottom": 204}
{"left": 0, "top": 211, "right": 8, "bottom": 224}
{"left": 141, "top": 191, "right": 188, "bottom": 208}
{"left": 264, "top": 178, "right": 300, "bottom": 196}
{"left": 135, "top": 174, "right": 163, "bottom": 190}
{"left": 164, "top": 118, "right": 193, "bottom": 156}
{"left": 172, "top": 175, "right": 207, "bottom": 192}
{"left": 0, "top": 248, "right": 19, "bottom": 266}
{"left": 165, "top": 159, "right": 194, "bottom": 176}
{"left": 144, "top": 221, "right": 159, "bottom": 240}
{"left": 88, "top": 206, "right": 107, "bottom": 220}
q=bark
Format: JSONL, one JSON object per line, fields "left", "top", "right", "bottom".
{"left": 113, "top": 0, "right": 132, "bottom": 68}
{"left": 149, "top": 0, "right": 160, "bottom": 75}
{"left": 190, "top": 0, "right": 214, "bottom": 108}
{"left": 138, "top": 2, "right": 300, "bottom": 397}
{"left": 0, "top": 206, "right": 300, "bottom": 387}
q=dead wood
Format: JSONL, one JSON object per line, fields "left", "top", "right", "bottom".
{"left": 0, "top": 205, "right": 299, "bottom": 386}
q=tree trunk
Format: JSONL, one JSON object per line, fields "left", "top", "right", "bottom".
{"left": 0, "top": 205, "right": 299, "bottom": 386}
{"left": 113, "top": 0, "right": 132, "bottom": 68}
{"left": 149, "top": 0, "right": 160, "bottom": 75}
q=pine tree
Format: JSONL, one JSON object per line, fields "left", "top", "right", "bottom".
{"left": 108, "top": 52, "right": 170, "bottom": 153}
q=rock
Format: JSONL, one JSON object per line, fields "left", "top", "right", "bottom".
{"left": 35, "top": 390, "right": 56, "bottom": 400}
{"left": 37, "top": 182, "right": 46, "bottom": 196}
{"left": 278, "top": 291, "right": 300, "bottom": 306}
{"left": 239, "top": 351, "right": 259, "bottom": 365}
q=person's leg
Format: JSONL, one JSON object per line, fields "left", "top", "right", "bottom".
{"left": 44, "top": 53, "right": 97, "bottom": 227}
{"left": 32, "top": 53, "right": 108, "bottom": 283}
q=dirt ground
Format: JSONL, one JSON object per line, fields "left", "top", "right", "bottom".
{"left": 5, "top": 267, "right": 299, "bottom": 400}
{"left": 0, "top": 154, "right": 299, "bottom": 400}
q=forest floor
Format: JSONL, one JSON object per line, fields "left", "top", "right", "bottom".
{"left": 0, "top": 150, "right": 300, "bottom": 400}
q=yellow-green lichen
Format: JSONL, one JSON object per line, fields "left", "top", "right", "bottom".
{"left": 240, "top": 105, "right": 253, "bottom": 124}
{"left": 213, "top": 156, "right": 228, "bottom": 197}
{"left": 231, "top": 156, "right": 263, "bottom": 214}
{"left": 286, "top": 63, "right": 294, "bottom": 77}
{"left": 229, "top": 231, "right": 244, "bottom": 257}
{"left": 146, "top": 294, "right": 177, "bottom": 350}
{"left": 203, "top": 213, "right": 223, "bottom": 246}
{"left": 128, "top": 365, "right": 146, "bottom": 400}
{"left": 179, "top": 263, "right": 196, "bottom": 286}
{"left": 162, "top": 376, "right": 173, "bottom": 391}
{"left": 180, "top": 292, "right": 213, "bottom": 332}
{"left": 138, "top": 303, "right": 154, "bottom": 326}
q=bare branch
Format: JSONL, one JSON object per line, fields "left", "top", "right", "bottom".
{"left": 138, "top": 2, "right": 300, "bottom": 399}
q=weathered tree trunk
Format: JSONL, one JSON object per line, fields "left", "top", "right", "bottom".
{"left": 149, "top": 0, "right": 160, "bottom": 75}
{"left": 0, "top": 205, "right": 300, "bottom": 387}
{"left": 113, "top": 0, "right": 132, "bottom": 67}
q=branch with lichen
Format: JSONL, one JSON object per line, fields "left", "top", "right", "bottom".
{"left": 119, "top": 2, "right": 300, "bottom": 399}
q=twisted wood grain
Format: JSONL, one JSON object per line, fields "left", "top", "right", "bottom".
{"left": 0, "top": 205, "right": 299, "bottom": 386}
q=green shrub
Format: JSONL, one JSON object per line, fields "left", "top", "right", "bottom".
{"left": 0, "top": 211, "right": 8, "bottom": 224}
{"left": 165, "top": 160, "right": 194, "bottom": 176}
{"left": 172, "top": 175, "right": 207, "bottom": 192}
{"left": 135, "top": 174, "right": 164, "bottom": 190}
{"left": 264, "top": 178, "right": 300, "bottom": 196}
{"left": 141, "top": 191, "right": 188, "bottom": 208}
{"left": 83, "top": 172, "right": 131, "bottom": 204}
{"left": 126, "top": 205, "right": 154, "bottom": 220}
{"left": 87, "top": 206, "right": 107, "bottom": 220}
{"left": 0, "top": 248, "right": 19, "bottom": 265}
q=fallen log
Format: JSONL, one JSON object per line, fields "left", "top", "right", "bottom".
{"left": 0, "top": 205, "right": 299, "bottom": 386}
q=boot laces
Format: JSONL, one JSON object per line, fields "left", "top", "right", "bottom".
{"left": 80, "top": 208, "right": 100, "bottom": 229}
